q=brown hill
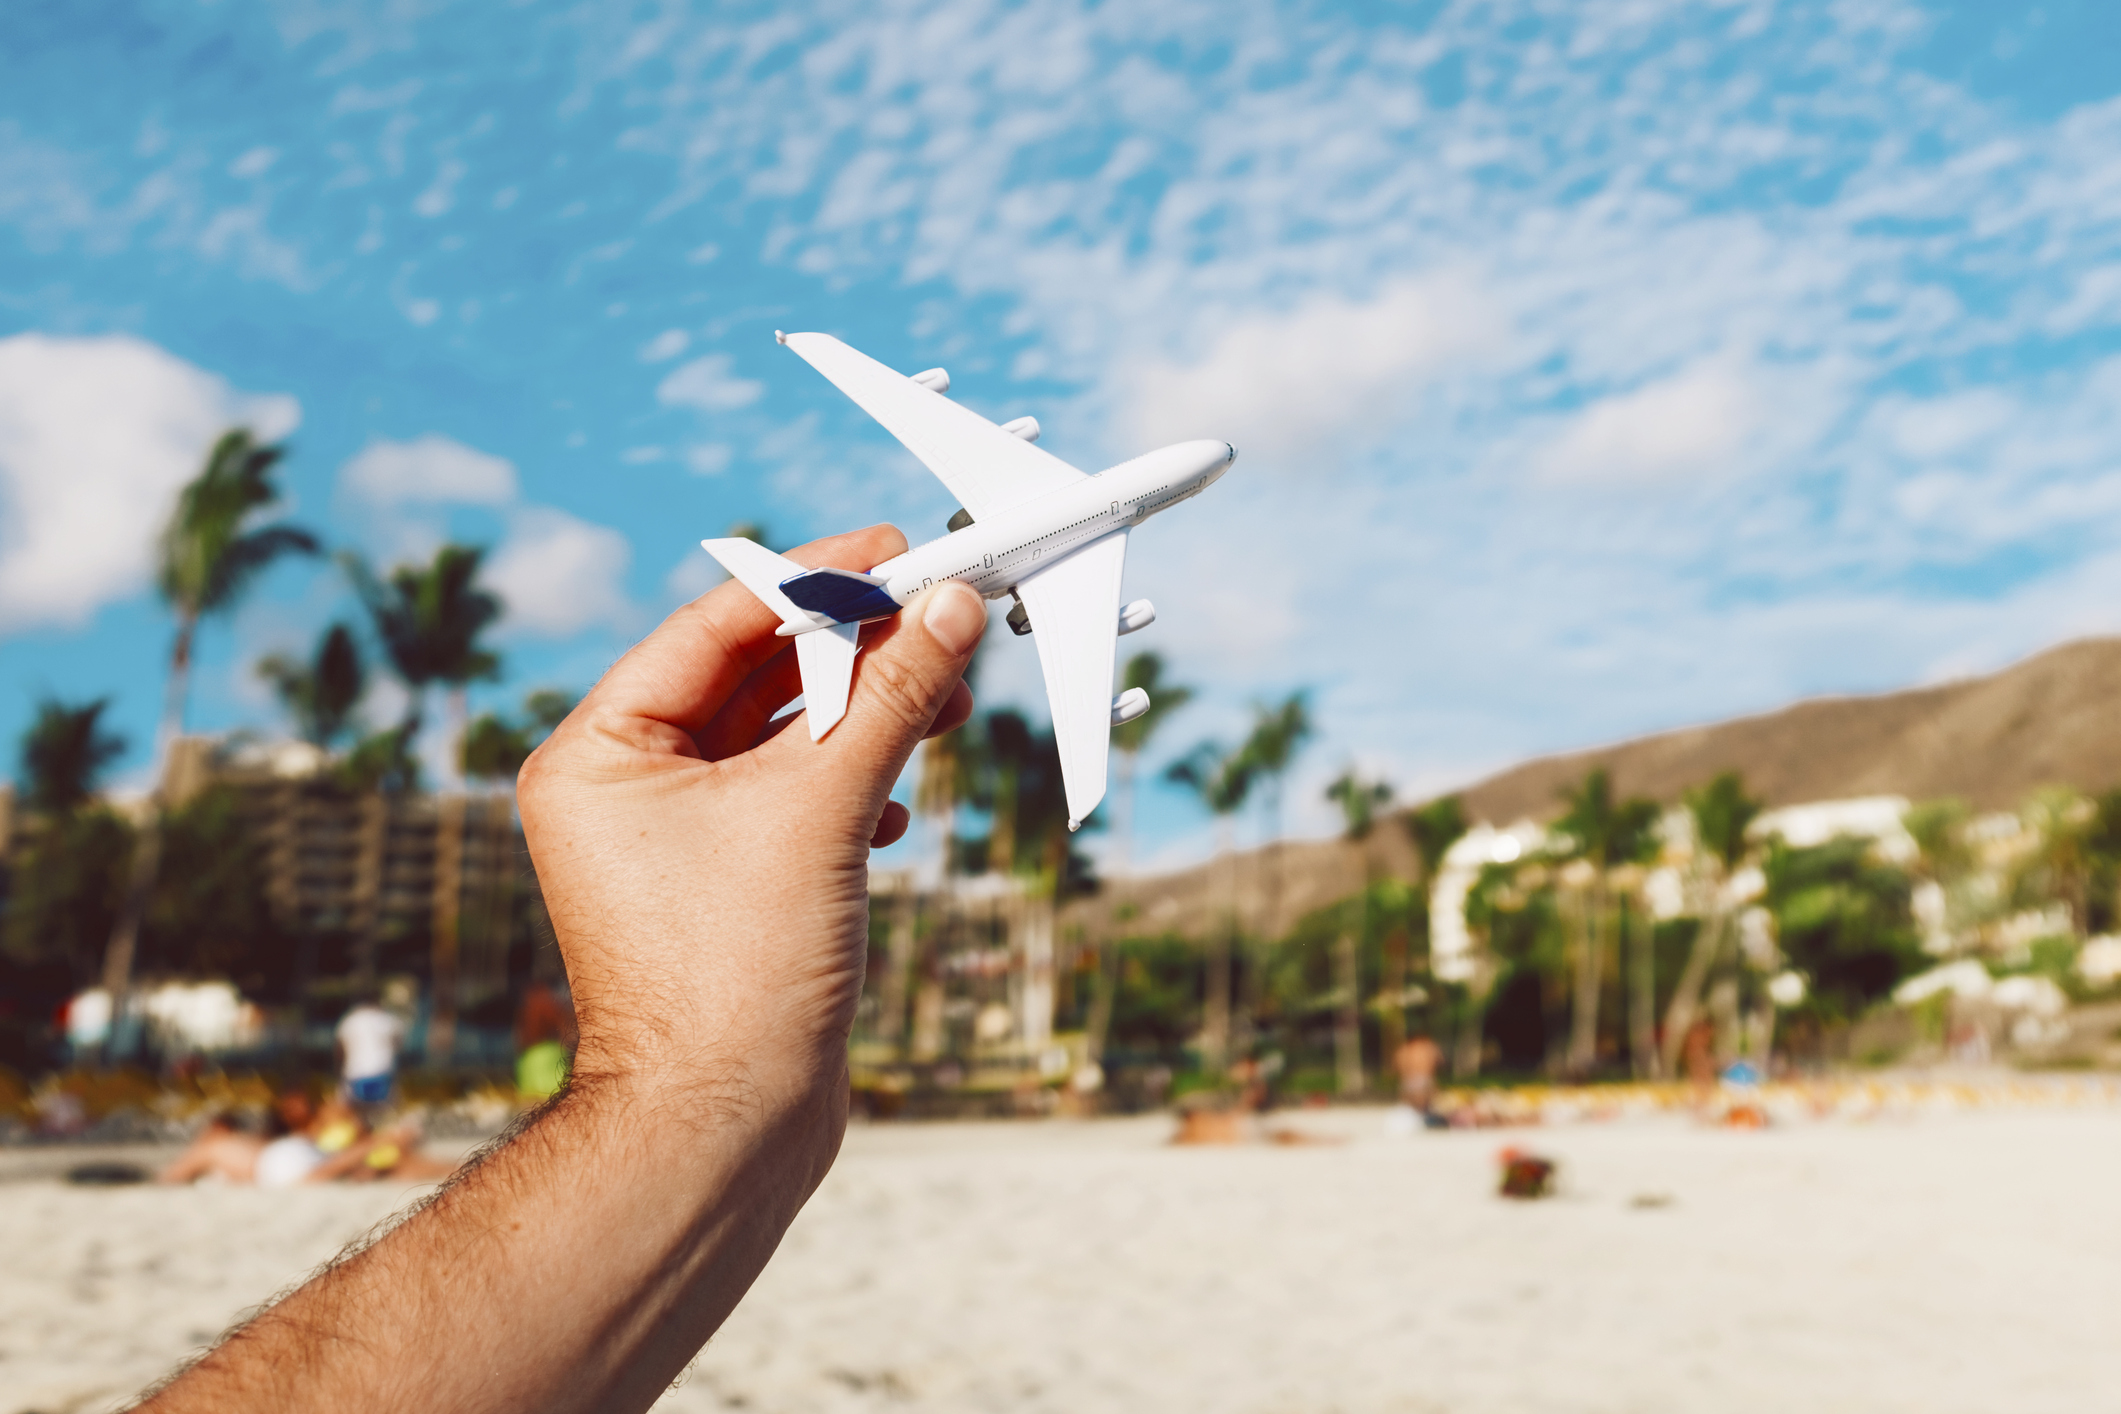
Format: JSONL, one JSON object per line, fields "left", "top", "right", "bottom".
{"left": 1057, "top": 637, "right": 2121, "bottom": 940}
{"left": 1452, "top": 635, "right": 2121, "bottom": 823}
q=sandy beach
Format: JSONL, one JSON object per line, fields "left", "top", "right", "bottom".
{"left": 5, "top": 1105, "right": 2120, "bottom": 1414}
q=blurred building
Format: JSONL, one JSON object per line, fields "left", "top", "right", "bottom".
{"left": 0, "top": 738, "right": 559, "bottom": 1053}
{"left": 163, "top": 737, "right": 557, "bottom": 1024}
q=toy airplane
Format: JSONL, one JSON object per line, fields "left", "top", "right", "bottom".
{"left": 703, "top": 330, "right": 1235, "bottom": 831}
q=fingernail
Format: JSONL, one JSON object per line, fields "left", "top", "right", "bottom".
{"left": 923, "top": 581, "right": 986, "bottom": 656}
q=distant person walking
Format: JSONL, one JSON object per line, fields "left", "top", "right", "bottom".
{"left": 1682, "top": 1018, "right": 1718, "bottom": 1112}
{"left": 336, "top": 992, "right": 404, "bottom": 1108}
{"left": 1394, "top": 1033, "right": 1441, "bottom": 1115}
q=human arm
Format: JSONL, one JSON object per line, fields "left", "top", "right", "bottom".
{"left": 140, "top": 524, "right": 983, "bottom": 1413}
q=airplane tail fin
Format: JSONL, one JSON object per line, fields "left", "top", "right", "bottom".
{"left": 701, "top": 538, "right": 860, "bottom": 741}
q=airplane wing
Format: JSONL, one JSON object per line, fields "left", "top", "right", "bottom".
{"left": 1015, "top": 530, "right": 1128, "bottom": 831}
{"left": 780, "top": 331, "right": 1086, "bottom": 519}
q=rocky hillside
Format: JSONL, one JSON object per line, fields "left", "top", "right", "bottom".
{"left": 1452, "top": 636, "right": 2121, "bottom": 823}
{"left": 1077, "top": 637, "right": 2121, "bottom": 937}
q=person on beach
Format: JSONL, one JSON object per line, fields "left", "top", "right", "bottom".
{"left": 1394, "top": 1033, "right": 1441, "bottom": 1115}
{"left": 513, "top": 980, "right": 577, "bottom": 1100}
{"left": 159, "top": 1091, "right": 459, "bottom": 1187}
{"left": 157, "top": 1113, "right": 265, "bottom": 1185}
{"left": 1683, "top": 1018, "right": 1719, "bottom": 1111}
{"left": 135, "top": 526, "right": 984, "bottom": 1413}
{"left": 335, "top": 991, "right": 403, "bottom": 1108}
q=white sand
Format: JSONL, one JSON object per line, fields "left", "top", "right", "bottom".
{"left": 5, "top": 1108, "right": 2120, "bottom": 1414}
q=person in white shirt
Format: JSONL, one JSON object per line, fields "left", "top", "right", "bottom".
{"left": 335, "top": 997, "right": 403, "bottom": 1106}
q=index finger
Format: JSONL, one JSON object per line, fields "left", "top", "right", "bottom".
{"left": 583, "top": 523, "right": 910, "bottom": 736}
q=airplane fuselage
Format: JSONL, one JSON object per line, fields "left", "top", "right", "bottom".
{"left": 867, "top": 438, "right": 1235, "bottom": 607}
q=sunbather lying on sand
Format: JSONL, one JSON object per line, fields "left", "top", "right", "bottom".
{"left": 157, "top": 1093, "right": 457, "bottom": 1187}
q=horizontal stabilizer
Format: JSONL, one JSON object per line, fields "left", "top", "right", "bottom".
{"left": 701, "top": 537, "right": 862, "bottom": 741}
{"left": 701, "top": 537, "right": 818, "bottom": 630}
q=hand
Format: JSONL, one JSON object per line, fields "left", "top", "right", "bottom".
{"left": 143, "top": 525, "right": 985, "bottom": 1414}
{"left": 519, "top": 522, "right": 983, "bottom": 1109}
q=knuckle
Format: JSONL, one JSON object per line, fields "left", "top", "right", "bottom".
{"left": 858, "top": 648, "right": 939, "bottom": 732}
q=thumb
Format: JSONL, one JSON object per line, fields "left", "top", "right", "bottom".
{"left": 811, "top": 580, "right": 986, "bottom": 789}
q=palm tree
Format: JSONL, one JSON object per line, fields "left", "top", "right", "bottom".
{"left": 1167, "top": 740, "right": 1254, "bottom": 1075}
{"left": 461, "top": 689, "right": 575, "bottom": 787}
{"left": 898, "top": 644, "right": 986, "bottom": 1064}
{"left": 9, "top": 700, "right": 132, "bottom": 993}
{"left": 1904, "top": 798, "right": 1976, "bottom": 954}
{"left": 1326, "top": 770, "right": 1392, "bottom": 1096}
{"left": 1552, "top": 768, "right": 1660, "bottom": 1078}
{"left": 1110, "top": 653, "right": 1195, "bottom": 875}
{"left": 1237, "top": 692, "right": 1312, "bottom": 1059}
{"left": 102, "top": 430, "right": 318, "bottom": 1049}
{"left": 1082, "top": 652, "right": 1195, "bottom": 1077}
{"left": 344, "top": 544, "right": 503, "bottom": 767}
{"left": 2016, "top": 788, "right": 2095, "bottom": 938}
{"left": 1660, "top": 771, "right": 1763, "bottom": 1077}
{"left": 1401, "top": 794, "right": 1469, "bottom": 1064}
{"left": 345, "top": 543, "right": 504, "bottom": 1066}
{"left": 20, "top": 698, "right": 126, "bottom": 815}
{"left": 1241, "top": 693, "right": 1314, "bottom": 936}
{"left": 257, "top": 623, "right": 365, "bottom": 748}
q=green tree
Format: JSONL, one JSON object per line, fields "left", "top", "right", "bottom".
{"left": 1167, "top": 740, "right": 1254, "bottom": 1074}
{"left": 345, "top": 544, "right": 504, "bottom": 763}
{"left": 973, "top": 710, "right": 1086, "bottom": 1058}
{"left": 339, "top": 726, "right": 422, "bottom": 794}
{"left": 1325, "top": 770, "right": 1393, "bottom": 1095}
{"left": 1399, "top": 794, "right": 1469, "bottom": 1066}
{"left": 1405, "top": 797, "right": 1470, "bottom": 883}
{"left": 104, "top": 430, "right": 319, "bottom": 1046}
{"left": 1551, "top": 768, "right": 1659, "bottom": 1078}
{"left": 7, "top": 700, "right": 134, "bottom": 999}
{"left": 1661, "top": 771, "right": 1765, "bottom": 1076}
{"left": 462, "top": 689, "right": 577, "bottom": 785}
{"left": 1237, "top": 692, "right": 1312, "bottom": 1061}
{"left": 1083, "top": 652, "right": 1196, "bottom": 1078}
{"left": 1240, "top": 693, "right": 1313, "bottom": 938}
{"left": 146, "top": 785, "right": 287, "bottom": 996}
{"left": 345, "top": 543, "right": 504, "bottom": 1063}
{"left": 257, "top": 622, "right": 366, "bottom": 748}
{"left": 1110, "top": 652, "right": 1194, "bottom": 876}
{"left": 1765, "top": 835, "right": 1923, "bottom": 1027}
{"left": 19, "top": 698, "right": 125, "bottom": 814}
{"left": 2015, "top": 788, "right": 2095, "bottom": 938}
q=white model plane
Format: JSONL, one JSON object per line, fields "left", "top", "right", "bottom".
{"left": 702, "top": 331, "right": 1235, "bottom": 832}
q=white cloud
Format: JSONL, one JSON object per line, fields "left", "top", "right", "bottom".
{"left": 1123, "top": 274, "right": 1509, "bottom": 469}
{"left": 229, "top": 146, "right": 278, "bottom": 178}
{"left": 0, "top": 334, "right": 300, "bottom": 634}
{"left": 1537, "top": 360, "right": 1758, "bottom": 486}
{"left": 412, "top": 158, "right": 466, "bottom": 217}
{"left": 639, "top": 328, "right": 690, "bottom": 362}
{"left": 338, "top": 434, "right": 518, "bottom": 506}
{"left": 683, "top": 443, "right": 732, "bottom": 475}
{"left": 657, "top": 354, "right": 765, "bottom": 412}
{"left": 663, "top": 545, "right": 725, "bottom": 603}
{"left": 487, "top": 507, "right": 637, "bottom": 636}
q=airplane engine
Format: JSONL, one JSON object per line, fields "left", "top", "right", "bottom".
{"left": 1110, "top": 688, "right": 1151, "bottom": 726}
{"left": 911, "top": 367, "right": 951, "bottom": 394}
{"left": 1117, "top": 598, "right": 1156, "bottom": 635}
{"left": 1001, "top": 415, "right": 1041, "bottom": 442}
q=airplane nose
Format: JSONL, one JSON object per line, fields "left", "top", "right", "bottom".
{"left": 1225, "top": 442, "right": 1237, "bottom": 463}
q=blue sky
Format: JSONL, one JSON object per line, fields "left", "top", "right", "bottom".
{"left": 6, "top": 0, "right": 2121, "bottom": 866}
